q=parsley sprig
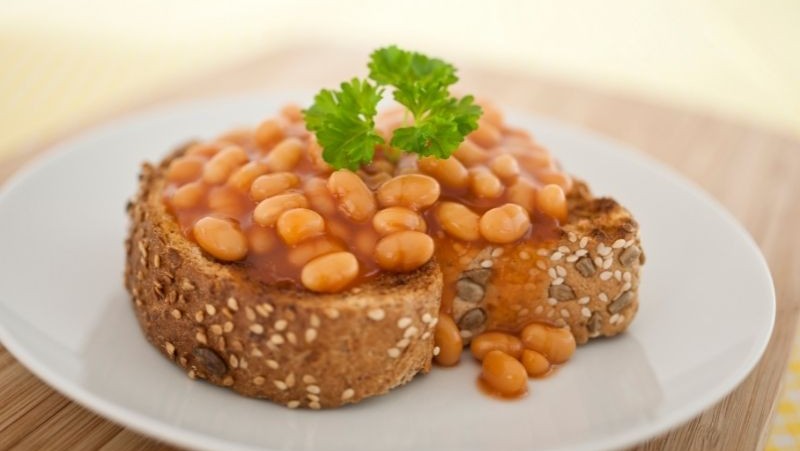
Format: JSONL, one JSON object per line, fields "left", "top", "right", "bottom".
{"left": 303, "top": 46, "right": 482, "bottom": 170}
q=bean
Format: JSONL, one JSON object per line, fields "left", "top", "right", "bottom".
{"left": 193, "top": 217, "right": 248, "bottom": 261}
{"left": 185, "top": 142, "right": 220, "bottom": 158}
{"left": 167, "top": 156, "right": 204, "bottom": 184}
{"left": 479, "top": 203, "right": 531, "bottom": 243}
{"left": 301, "top": 251, "right": 359, "bottom": 293}
{"left": 469, "top": 120, "right": 502, "bottom": 148}
{"left": 307, "top": 138, "right": 333, "bottom": 173}
{"left": 277, "top": 208, "right": 325, "bottom": 245}
{"left": 480, "top": 102, "right": 504, "bottom": 127}
{"left": 280, "top": 104, "right": 303, "bottom": 122}
{"left": 202, "top": 145, "right": 248, "bottom": 185}
{"left": 253, "top": 192, "right": 308, "bottom": 226}
{"left": 434, "top": 315, "right": 463, "bottom": 366}
{"left": 250, "top": 172, "right": 299, "bottom": 202}
{"left": 469, "top": 167, "right": 504, "bottom": 199}
{"left": 265, "top": 137, "right": 303, "bottom": 172}
{"left": 507, "top": 178, "right": 538, "bottom": 213}
{"left": 354, "top": 230, "right": 379, "bottom": 257}
{"left": 480, "top": 350, "right": 527, "bottom": 396}
{"left": 535, "top": 169, "right": 573, "bottom": 193}
{"left": 435, "top": 202, "right": 480, "bottom": 241}
{"left": 418, "top": 156, "right": 469, "bottom": 188}
{"left": 470, "top": 332, "right": 523, "bottom": 360}
{"left": 227, "top": 161, "right": 269, "bottom": 192}
{"left": 376, "top": 174, "right": 440, "bottom": 210}
{"left": 304, "top": 177, "right": 337, "bottom": 215}
{"left": 208, "top": 185, "right": 246, "bottom": 218}
{"left": 537, "top": 184, "right": 568, "bottom": 222}
{"left": 490, "top": 154, "right": 520, "bottom": 180}
{"left": 521, "top": 349, "right": 550, "bottom": 377}
{"left": 247, "top": 226, "right": 276, "bottom": 254}
{"left": 372, "top": 207, "right": 426, "bottom": 235}
{"left": 453, "top": 139, "right": 489, "bottom": 166}
{"left": 288, "top": 237, "right": 344, "bottom": 267}
{"left": 374, "top": 230, "right": 434, "bottom": 272}
{"left": 520, "top": 323, "right": 576, "bottom": 364}
{"left": 255, "top": 119, "right": 284, "bottom": 150}
{"left": 170, "top": 181, "right": 206, "bottom": 209}
{"left": 217, "top": 128, "right": 253, "bottom": 146}
{"left": 327, "top": 170, "right": 376, "bottom": 222}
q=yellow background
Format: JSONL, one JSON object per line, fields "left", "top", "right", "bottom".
{"left": 1, "top": 0, "right": 798, "bottom": 447}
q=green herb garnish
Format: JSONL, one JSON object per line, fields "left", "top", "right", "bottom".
{"left": 303, "top": 46, "right": 482, "bottom": 170}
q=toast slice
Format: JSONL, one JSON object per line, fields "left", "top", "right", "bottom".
{"left": 125, "top": 148, "right": 442, "bottom": 409}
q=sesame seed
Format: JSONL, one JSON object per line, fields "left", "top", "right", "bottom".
{"left": 537, "top": 249, "right": 549, "bottom": 257}
{"left": 251, "top": 348, "right": 263, "bottom": 357}
{"left": 598, "top": 244, "right": 612, "bottom": 257}
{"left": 614, "top": 270, "right": 622, "bottom": 281}
{"left": 480, "top": 260, "right": 493, "bottom": 268}
{"left": 287, "top": 400, "right": 300, "bottom": 409}
{"left": 245, "top": 307, "right": 256, "bottom": 321}
{"left": 324, "top": 308, "right": 340, "bottom": 319}
{"left": 610, "top": 313, "right": 620, "bottom": 325}
{"left": 459, "top": 330, "right": 473, "bottom": 339}
{"left": 397, "top": 317, "right": 412, "bottom": 329}
{"left": 404, "top": 326, "right": 419, "bottom": 338}
{"left": 575, "top": 249, "right": 588, "bottom": 257}
{"left": 518, "top": 308, "right": 529, "bottom": 316}
{"left": 580, "top": 237, "right": 589, "bottom": 248}
{"left": 286, "top": 332, "right": 297, "bottom": 345}
{"left": 387, "top": 348, "right": 401, "bottom": 358}
{"left": 305, "top": 328, "right": 318, "bottom": 343}
{"left": 310, "top": 314, "right": 321, "bottom": 328}
{"left": 535, "top": 260, "right": 547, "bottom": 270}
{"left": 621, "top": 282, "right": 632, "bottom": 292}
{"left": 224, "top": 321, "right": 234, "bottom": 333}
{"left": 274, "top": 319, "right": 288, "bottom": 331}
{"left": 550, "top": 252, "right": 563, "bottom": 261}
{"left": 180, "top": 279, "right": 196, "bottom": 291}
{"left": 229, "top": 354, "right": 239, "bottom": 368}
{"left": 599, "top": 292, "right": 609, "bottom": 302}
{"left": 209, "top": 324, "right": 223, "bottom": 335}
{"left": 547, "top": 298, "right": 558, "bottom": 306}
{"left": 250, "top": 324, "right": 264, "bottom": 334}
{"left": 560, "top": 309, "right": 570, "bottom": 318}
{"left": 171, "top": 309, "right": 182, "bottom": 319}
{"left": 421, "top": 331, "right": 431, "bottom": 339}
{"left": 286, "top": 373, "right": 296, "bottom": 387}
{"left": 341, "top": 388, "right": 355, "bottom": 400}
{"left": 306, "top": 384, "right": 321, "bottom": 394}
{"left": 396, "top": 338, "right": 410, "bottom": 348}
{"left": 568, "top": 232, "right": 577, "bottom": 243}
{"left": 241, "top": 356, "right": 250, "bottom": 370}
{"left": 581, "top": 307, "right": 591, "bottom": 318}
{"left": 556, "top": 265, "right": 567, "bottom": 277}
{"left": 187, "top": 370, "right": 196, "bottom": 379}
{"left": 270, "top": 334, "right": 284, "bottom": 344}
{"left": 558, "top": 246, "right": 570, "bottom": 254}
{"left": 266, "top": 359, "right": 279, "bottom": 369}
{"left": 367, "top": 309, "right": 385, "bottom": 321}
{"left": 274, "top": 380, "right": 288, "bottom": 390}
{"left": 625, "top": 239, "right": 635, "bottom": 248}
{"left": 603, "top": 258, "right": 613, "bottom": 269}
{"left": 255, "top": 305, "right": 270, "bottom": 318}
{"left": 303, "top": 375, "right": 317, "bottom": 384}
{"left": 566, "top": 255, "right": 579, "bottom": 263}
{"left": 619, "top": 314, "right": 626, "bottom": 323}
{"left": 612, "top": 239, "right": 626, "bottom": 249}
{"left": 422, "top": 313, "right": 433, "bottom": 323}
{"left": 309, "top": 401, "right": 321, "bottom": 410}
{"left": 195, "top": 311, "right": 205, "bottom": 323}
{"left": 205, "top": 304, "right": 216, "bottom": 316}
{"left": 491, "top": 248, "right": 503, "bottom": 258}
{"left": 600, "top": 271, "right": 613, "bottom": 281}
{"left": 623, "top": 271, "right": 632, "bottom": 282}
{"left": 548, "top": 268, "right": 557, "bottom": 278}
{"left": 253, "top": 376, "right": 265, "bottom": 386}
{"left": 222, "top": 376, "right": 234, "bottom": 386}
{"left": 227, "top": 297, "right": 239, "bottom": 311}
{"left": 428, "top": 317, "right": 438, "bottom": 327}
{"left": 520, "top": 251, "right": 530, "bottom": 260}
{"left": 433, "top": 346, "right": 441, "bottom": 356}
{"left": 594, "top": 256, "right": 603, "bottom": 267}
{"left": 552, "top": 277, "right": 564, "bottom": 285}
{"left": 534, "top": 305, "right": 544, "bottom": 314}
{"left": 306, "top": 393, "right": 320, "bottom": 402}
{"left": 165, "top": 342, "right": 176, "bottom": 357}
{"left": 578, "top": 296, "right": 590, "bottom": 305}
{"left": 196, "top": 332, "right": 207, "bottom": 344}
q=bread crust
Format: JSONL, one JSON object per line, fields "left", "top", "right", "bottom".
{"left": 125, "top": 149, "right": 442, "bottom": 409}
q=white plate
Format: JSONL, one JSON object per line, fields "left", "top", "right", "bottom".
{"left": 0, "top": 93, "right": 774, "bottom": 451}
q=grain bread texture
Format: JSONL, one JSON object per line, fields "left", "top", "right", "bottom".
{"left": 124, "top": 150, "right": 443, "bottom": 409}
{"left": 449, "top": 180, "right": 644, "bottom": 345}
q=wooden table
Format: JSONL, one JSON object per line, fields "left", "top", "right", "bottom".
{"left": 1, "top": 45, "right": 799, "bottom": 451}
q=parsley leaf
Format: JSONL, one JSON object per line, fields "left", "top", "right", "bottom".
{"left": 303, "top": 78, "right": 385, "bottom": 170}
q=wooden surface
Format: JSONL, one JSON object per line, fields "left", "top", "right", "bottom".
{"left": 1, "top": 45, "right": 799, "bottom": 451}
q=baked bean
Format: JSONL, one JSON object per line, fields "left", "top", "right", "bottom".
{"left": 507, "top": 178, "right": 538, "bottom": 213}
{"left": 373, "top": 207, "right": 426, "bottom": 235}
{"left": 490, "top": 154, "right": 520, "bottom": 180}
{"left": 394, "top": 155, "right": 419, "bottom": 175}
{"left": 376, "top": 174, "right": 440, "bottom": 210}
{"left": 435, "top": 202, "right": 480, "bottom": 241}
{"left": 228, "top": 161, "right": 269, "bottom": 192}
{"left": 277, "top": 208, "right": 325, "bottom": 245}
{"left": 535, "top": 169, "right": 573, "bottom": 193}
{"left": 514, "top": 150, "right": 553, "bottom": 172}
{"left": 203, "top": 145, "right": 248, "bottom": 185}
{"left": 208, "top": 185, "right": 245, "bottom": 218}
{"left": 304, "top": 177, "right": 337, "bottom": 216}
{"left": 521, "top": 349, "right": 550, "bottom": 377}
{"left": 479, "top": 203, "right": 531, "bottom": 243}
{"left": 253, "top": 192, "right": 308, "bottom": 226}
{"left": 480, "top": 350, "right": 528, "bottom": 396}
{"left": 480, "top": 101, "right": 504, "bottom": 127}
{"left": 418, "top": 156, "right": 469, "bottom": 188}
{"left": 193, "top": 216, "right": 248, "bottom": 261}
{"left": 307, "top": 139, "right": 333, "bottom": 173}
{"left": 280, "top": 104, "right": 303, "bottom": 122}
{"left": 167, "top": 156, "right": 204, "bottom": 184}
{"left": 255, "top": 119, "right": 284, "bottom": 150}
{"left": 301, "top": 251, "right": 359, "bottom": 293}
{"left": 536, "top": 184, "right": 568, "bottom": 222}
{"left": 364, "top": 159, "right": 395, "bottom": 175}
{"left": 374, "top": 230, "right": 434, "bottom": 272}
{"left": 170, "top": 181, "right": 206, "bottom": 209}
{"left": 185, "top": 142, "right": 220, "bottom": 158}
{"left": 217, "top": 128, "right": 253, "bottom": 146}
{"left": 325, "top": 219, "right": 351, "bottom": 241}
{"left": 247, "top": 226, "right": 276, "bottom": 254}
{"left": 361, "top": 171, "right": 392, "bottom": 190}
{"left": 469, "top": 120, "right": 502, "bottom": 148}
{"left": 469, "top": 167, "right": 504, "bottom": 199}
{"left": 470, "top": 332, "right": 523, "bottom": 360}
{"left": 265, "top": 137, "right": 303, "bottom": 172}
{"left": 520, "top": 323, "right": 576, "bottom": 364}
{"left": 453, "top": 139, "right": 489, "bottom": 166}
{"left": 434, "top": 314, "right": 463, "bottom": 366}
{"left": 288, "top": 237, "right": 344, "bottom": 266}
{"left": 354, "top": 230, "right": 379, "bottom": 257}
{"left": 327, "top": 170, "right": 376, "bottom": 222}
{"left": 250, "top": 172, "right": 299, "bottom": 202}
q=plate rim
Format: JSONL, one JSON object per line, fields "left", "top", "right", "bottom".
{"left": 0, "top": 92, "right": 776, "bottom": 451}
